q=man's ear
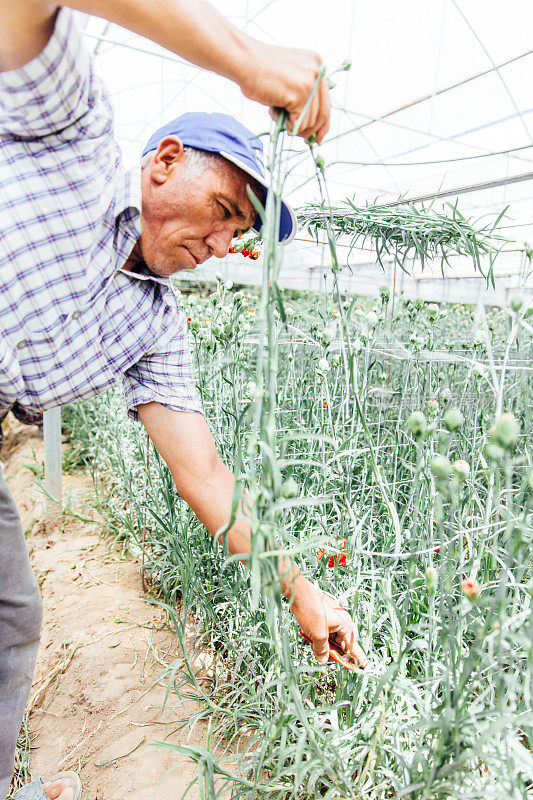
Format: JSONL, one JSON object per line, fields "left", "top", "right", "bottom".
{"left": 150, "top": 136, "right": 185, "bottom": 185}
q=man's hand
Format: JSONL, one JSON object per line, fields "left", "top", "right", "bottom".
{"left": 239, "top": 42, "right": 330, "bottom": 143}
{"left": 289, "top": 575, "right": 368, "bottom": 668}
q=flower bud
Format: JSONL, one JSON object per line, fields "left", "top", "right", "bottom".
{"left": 427, "top": 303, "right": 439, "bottom": 322}
{"left": 473, "top": 329, "right": 485, "bottom": 347}
{"left": 426, "top": 398, "right": 439, "bottom": 418}
{"left": 453, "top": 459, "right": 470, "bottom": 481}
{"left": 379, "top": 285, "right": 390, "bottom": 304}
{"left": 461, "top": 578, "right": 480, "bottom": 600}
{"left": 440, "top": 387, "right": 453, "bottom": 403}
{"left": 431, "top": 454, "right": 453, "bottom": 480}
{"left": 407, "top": 411, "right": 427, "bottom": 442}
{"left": 321, "top": 327, "right": 333, "bottom": 346}
{"left": 190, "top": 318, "right": 200, "bottom": 334}
{"left": 484, "top": 442, "right": 505, "bottom": 462}
{"left": 493, "top": 412, "right": 520, "bottom": 449}
{"left": 426, "top": 566, "right": 438, "bottom": 595}
{"left": 509, "top": 290, "right": 524, "bottom": 313}
{"left": 245, "top": 380, "right": 257, "bottom": 400}
{"left": 281, "top": 477, "right": 298, "bottom": 499}
{"left": 318, "top": 358, "right": 330, "bottom": 372}
{"left": 366, "top": 311, "right": 378, "bottom": 328}
{"left": 353, "top": 337, "right": 363, "bottom": 354}
{"left": 444, "top": 407, "right": 464, "bottom": 432}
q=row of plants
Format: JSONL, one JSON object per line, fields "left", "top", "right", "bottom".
{"left": 62, "top": 126, "right": 532, "bottom": 799}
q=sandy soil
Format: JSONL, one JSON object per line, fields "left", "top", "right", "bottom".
{"left": 2, "top": 417, "right": 208, "bottom": 800}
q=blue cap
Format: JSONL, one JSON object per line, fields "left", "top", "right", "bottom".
{"left": 142, "top": 112, "right": 296, "bottom": 244}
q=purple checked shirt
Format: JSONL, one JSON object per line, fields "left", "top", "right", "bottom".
{"left": 0, "top": 8, "right": 202, "bottom": 421}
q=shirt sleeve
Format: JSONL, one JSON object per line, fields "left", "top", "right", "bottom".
{"left": 123, "top": 312, "right": 204, "bottom": 423}
{"left": 0, "top": 7, "right": 113, "bottom": 141}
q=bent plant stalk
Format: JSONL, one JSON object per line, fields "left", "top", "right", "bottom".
{"left": 297, "top": 198, "right": 508, "bottom": 284}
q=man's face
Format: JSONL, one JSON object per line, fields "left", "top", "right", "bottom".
{"left": 138, "top": 137, "right": 257, "bottom": 277}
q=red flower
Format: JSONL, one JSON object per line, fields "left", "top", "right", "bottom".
{"left": 187, "top": 317, "right": 192, "bottom": 323}
{"left": 461, "top": 578, "right": 480, "bottom": 599}
{"left": 320, "top": 540, "right": 349, "bottom": 568}
{"left": 434, "top": 546, "right": 440, "bottom": 554}
{"left": 323, "top": 400, "right": 327, "bottom": 408}
{"left": 229, "top": 245, "right": 236, "bottom": 253}
{"left": 242, "top": 248, "right": 250, "bottom": 257}
{"left": 338, "top": 539, "right": 348, "bottom": 567}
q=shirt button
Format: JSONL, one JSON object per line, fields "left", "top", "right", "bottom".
{"left": 72, "top": 310, "right": 81, "bottom": 319}
{"left": 17, "top": 339, "right": 27, "bottom": 349}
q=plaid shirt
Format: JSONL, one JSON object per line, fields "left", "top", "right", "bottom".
{"left": 0, "top": 7, "right": 202, "bottom": 421}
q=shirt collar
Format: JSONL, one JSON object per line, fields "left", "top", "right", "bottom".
{"left": 115, "top": 167, "right": 172, "bottom": 289}
{"left": 115, "top": 165, "right": 142, "bottom": 227}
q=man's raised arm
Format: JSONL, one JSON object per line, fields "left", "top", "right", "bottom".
{"left": 138, "top": 402, "right": 367, "bottom": 668}
{"left": 0, "top": 0, "right": 330, "bottom": 143}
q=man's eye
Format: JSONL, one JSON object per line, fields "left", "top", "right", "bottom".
{"left": 218, "top": 202, "right": 231, "bottom": 219}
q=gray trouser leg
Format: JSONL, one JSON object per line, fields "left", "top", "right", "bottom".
{"left": 0, "top": 466, "right": 43, "bottom": 800}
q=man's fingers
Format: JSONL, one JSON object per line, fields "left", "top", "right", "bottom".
{"left": 351, "top": 639, "right": 368, "bottom": 669}
{"left": 297, "top": 90, "right": 321, "bottom": 138}
{"left": 327, "top": 607, "right": 369, "bottom": 669}
{"left": 315, "top": 78, "right": 331, "bottom": 144}
{"left": 316, "top": 119, "right": 329, "bottom": 146}
{"left": 294, "top": 75, "right": 330, "bottom": 142}
{"left": 311, "top": 633, "right": 330, "bottom": 664}
{"left": 335, "top": 627, "right": 368, "bottom": 669}
{"left": 268, "top": 71, "right": 330, "bottom": 144}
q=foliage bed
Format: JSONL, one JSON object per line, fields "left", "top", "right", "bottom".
{"left": 63, "top": 278, "right": 532, "bottom": 799}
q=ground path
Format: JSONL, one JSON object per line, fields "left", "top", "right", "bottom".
{"left": 2, "top": 418, "right": 207, "bottom": 800}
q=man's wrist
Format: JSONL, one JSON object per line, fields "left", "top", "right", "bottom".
{"left": 283, "top": 572, "right": 314, "bottom": 612}
{"left": 226, "top": 34, "right": 266, "bottom": 97}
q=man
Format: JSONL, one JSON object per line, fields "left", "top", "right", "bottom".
{"left": 0, "top": 3, "right": 367, "bottom": 798}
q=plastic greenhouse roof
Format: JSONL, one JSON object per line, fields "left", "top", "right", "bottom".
{"left": 80, "top": 1, "right": 533, "bottom": 293}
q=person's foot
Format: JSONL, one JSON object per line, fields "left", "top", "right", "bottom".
{"left": 43, "top": 781, "right": 73, "bottom": 800}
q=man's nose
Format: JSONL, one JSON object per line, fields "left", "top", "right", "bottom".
{"left": 205, "top": 228, "right": 233, "bottom": 259}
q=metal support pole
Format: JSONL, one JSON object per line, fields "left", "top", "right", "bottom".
{"left": 43, "top": 407, "right": 62, "bottom": 507}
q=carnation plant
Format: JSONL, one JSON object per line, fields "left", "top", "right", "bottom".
{"left": 62, "top": 114, "right": 532, "bottom": 799}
